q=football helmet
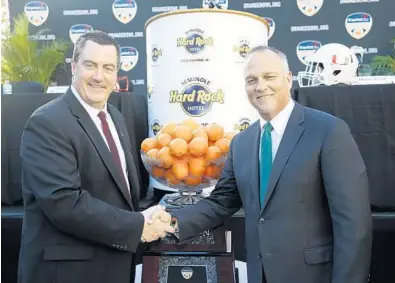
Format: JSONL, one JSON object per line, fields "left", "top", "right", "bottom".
{"left": 298, "top": 43, "right": 359, "bottom": 87}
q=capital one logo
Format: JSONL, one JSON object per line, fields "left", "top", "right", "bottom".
{"left": 24, "top": 1, "right": 49, "bottom": 26}
{"left": 296, "top": 40, "right": 322, "bottom": 65}
{"left": 113, "top": 0, "right": 137, "bottom": 24}
{"left": 69, "top": 24, "right": 93, "bottom": 44}
{"left": 345, "top": 12, "right": 373, "bottom": 39}
{"left": 263, "top": 17, "right": 275, "bottom": 40}
{"left": 120, "top": 47, "right": 139, "bottom": 71}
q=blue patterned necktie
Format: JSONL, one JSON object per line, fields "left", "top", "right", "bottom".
{"left": 260, "top": 122, "right": 273, "bottom": 208}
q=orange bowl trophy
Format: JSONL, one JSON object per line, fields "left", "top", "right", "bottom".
{"left": 141, "top": 119, "right": 236, "bottom": 207}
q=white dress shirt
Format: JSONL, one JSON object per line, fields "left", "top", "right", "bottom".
{"left": 259, "top": 99, "right": 295, "bottom": 162}
{"left": 71, "top": 86, "right": 130, "bottom": 191}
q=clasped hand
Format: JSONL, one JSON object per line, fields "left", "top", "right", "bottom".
{"left": 140, "top": 205, "right": 174, "bottom": 242}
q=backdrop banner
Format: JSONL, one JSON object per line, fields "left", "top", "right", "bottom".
{"left": 9, "top": 0, "right": 395, "bottom": 94}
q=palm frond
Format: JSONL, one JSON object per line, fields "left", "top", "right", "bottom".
{"left": 370, "top": 38, "right": 395, "bottom": 75}
{"left": 1, "top": 13, "right": 69, "bottom": 90}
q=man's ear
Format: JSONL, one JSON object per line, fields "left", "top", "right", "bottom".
{"left": 71, "top": 61, "right": 76, "bottom": 76}
{"left": 287, "top": 71, "right": 293, "bottom": 90}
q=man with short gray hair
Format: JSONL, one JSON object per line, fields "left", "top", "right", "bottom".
{"left": 165, "top": 46, "right": 373, "bottom": 283}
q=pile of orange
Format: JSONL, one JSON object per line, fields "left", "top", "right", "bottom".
{"left": 141, "top": 118, "right": 236, "bottom": 186}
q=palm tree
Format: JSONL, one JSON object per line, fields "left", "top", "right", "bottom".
{"left": 1, "top": 13, "right": 69, "bottom": 89}
{"left": 370, "top": 38, "right": 395, "bottom": 75}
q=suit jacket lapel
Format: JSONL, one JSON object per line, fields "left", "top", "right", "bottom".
{"left": 63, "top": 89, "right": 134, "bottom": 209}
{"left": 247, "top": 121, "right": 262, "bottom": 209}
{"left": 261, "top": 103, "right": 305, "bottom": 212}
{"left": 108, "top": 106, "right": 140, "bottom": 209}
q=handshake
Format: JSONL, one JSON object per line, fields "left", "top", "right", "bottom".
{"left": 140, "top": 205, "right": 178, "bottom": 243}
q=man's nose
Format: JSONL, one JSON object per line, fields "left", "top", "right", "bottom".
{"left": 92, "top": 68, "right": 104, "bottom": 81}
{"left": 255, "top": 78, "right": 268, "bottom": 92}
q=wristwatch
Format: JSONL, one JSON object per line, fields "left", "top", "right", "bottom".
{"left": 170, "top": 216, "right": 179, "bottom": 233}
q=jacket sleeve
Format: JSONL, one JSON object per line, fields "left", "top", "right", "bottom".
{"left": 321, "top": 118, "right": 373, "bottom": 283}
{"left": 172, "top": 136, "right": 242, "bottom": 241}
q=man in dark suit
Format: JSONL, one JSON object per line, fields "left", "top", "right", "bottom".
{"left": 168, "top": 46, "right": 373, "bottom": 283}
{"left": 18, "top": 31, "right": 174, "bottom": 283}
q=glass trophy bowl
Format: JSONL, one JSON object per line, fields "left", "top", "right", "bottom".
{"left": 141, "top": 150, "right": 227, "bottom": 207}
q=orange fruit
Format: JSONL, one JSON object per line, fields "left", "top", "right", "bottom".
{"left": 205, "top": 123, "right": 224, "bottom": 142}
{"left": 146, "top": 148, "right": 159, "bottom": 164}
{"left": 181, "top": 118, "right": 200, "bottom": 130}
{"left": 141, "top": 138, "right": 158, "bottom": 152}
{"left": 215, "top": 138, "right": 230, "bottom": 154}
{"left": 176, "top": 154, "right": 190, "bottom": 165}
{"left": 157, "top": 147, "right": 174, "bottom": 169}
{"left": 173, "top": 125, "right": 193, "bottom": 142}
{"left": 188, "top": 137, "right": 208, "bottom": 157}
{"left": 157, "top": 133, "right": 172, "bottom": 148}
{"left": 165, "top": 169, "right": 181, "bottom": 185}
{"left": 161, "top": 123, "right": 177, "bottom": 136}
{"left": 224, "top": 132, "right": 236, "bottom": 141}
{"left": 151, "top": 166, "right": 165, "bottom": 178}
{"left": 204, "top": 165, "right": 221, "bottom": 179}
{"left": 169, "top": 138, "right": 188, "bottom": 157}
{"left": 189, "top": 157, "right": 205, "bottom": 177}
{"left": 205, "top": 146, "right": 222, "bottom": 164}
{"left": 192, "top": 128, "right": 208, "bottom": 141}
{"left": 208, "top": 141, "right": 216, "bottom": 147}
{"left": 185, "top": 175, "right": 202, "bottom": 186}
{"left": 172, "top": 162, "right": 189, "bottom": 180}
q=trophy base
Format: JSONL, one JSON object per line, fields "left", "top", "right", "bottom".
{"left": 142, "top": 225, "right": 235, "bottom": 283}
{"left": 162, "top": 191, "right": 203, "bottom": 208}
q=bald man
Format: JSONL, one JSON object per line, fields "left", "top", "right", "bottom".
{"left": 168, "top": 46, "right": 372, "bottom": 283}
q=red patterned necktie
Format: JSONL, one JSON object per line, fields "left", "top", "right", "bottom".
{"left": 97, "top": 111, "right": 130, "bottom": 197}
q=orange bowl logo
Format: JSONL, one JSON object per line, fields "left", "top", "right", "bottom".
{"left": 297, "top": 0, "right": 323, "bottom": 17}
{"left": 112, "top": 0, "right": 137, "bottom": 24}
{"left": 69, "top": 24, "right": 93, "bottom": 44}
{"left": 181, "top": 267, "right": 193, "bottom": 279}
{"left": 345, "top": 12, "right": 372, "bottom": 40}
{"left": 24, "top": 1, "right": 49, "bottom": 27}
{"left": 263, "top": 17, "right": 276, "bottom": 40}
{"left": 296, "top": 40, "right": 322, "bottom": 65}
{"left": 120, "top": 47, "right": 139, "bottom": 72}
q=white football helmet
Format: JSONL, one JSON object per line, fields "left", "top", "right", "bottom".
{"left": 298, "top": 43, "right": 359, "bottom": 87}
{"left": 350, "top": 45, "right": 365, "bottom": 64}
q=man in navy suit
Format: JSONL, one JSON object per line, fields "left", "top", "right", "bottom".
{"left": 18, "top": 31, "right": 173, "bottom": 283}
{"left": 167, "top": 46, "right": 372, "bottom": 283}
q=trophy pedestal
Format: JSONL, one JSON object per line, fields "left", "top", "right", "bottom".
{"left": 142, "top": 199, "right": 236, "bottom": 283}
{"left": 160, "top": 191, "right": 205, "bottom": 208}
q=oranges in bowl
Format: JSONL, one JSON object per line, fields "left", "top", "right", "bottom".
{"left": 141, "top": 119, "right": 236, "bottom": 189}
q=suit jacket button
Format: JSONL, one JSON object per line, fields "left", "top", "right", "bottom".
{"left": 259, "top": 218, "right": 265, "bottom": 224}
{"left": 258, "top": 252, "right": 262, "bottom": 259}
